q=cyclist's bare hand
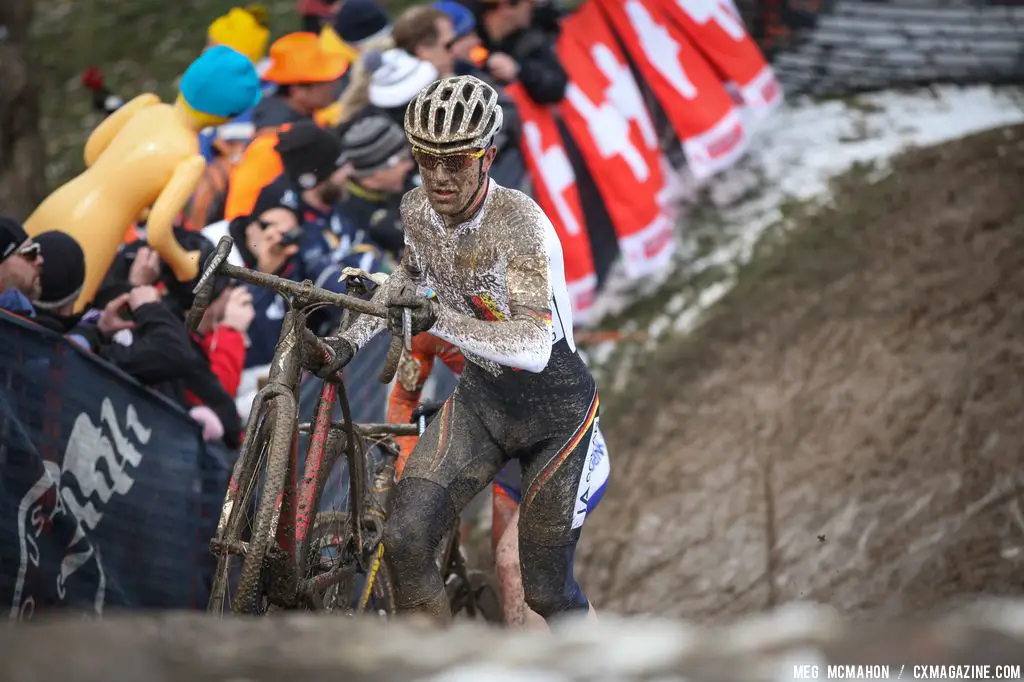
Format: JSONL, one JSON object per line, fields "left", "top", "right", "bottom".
{"left": 129, "top": 246, "right": 161, "bottom": 286}
{"left": 387, "top": 282, "right": 438, "bottom": 335}
{"left": 97, "top": 293, "right": 134, "bottom": 337}
{"left": 254, "top": 222, "right": 300, "bottom": 274}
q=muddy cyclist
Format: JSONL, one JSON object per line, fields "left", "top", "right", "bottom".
{"left": 330, "top": 75, "right": 604, "bottom": 623}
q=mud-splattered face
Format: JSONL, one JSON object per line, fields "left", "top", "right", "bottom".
{"left": 414, "top": 146, "right": 496, "bottom": 218}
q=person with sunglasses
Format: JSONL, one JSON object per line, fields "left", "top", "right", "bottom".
{"left": 0, "top": 216, "right": 44, "bottom": 317}
{"left": 328, "top": 75, "right": 602, "bottom": 624}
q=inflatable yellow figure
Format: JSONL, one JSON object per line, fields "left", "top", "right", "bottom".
{"left": 24, "top": 46, "right": 262, "bottom": 311}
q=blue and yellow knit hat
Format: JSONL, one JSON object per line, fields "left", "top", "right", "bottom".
{"left": 180, "top": 45, "right": 262, "bottom": 119}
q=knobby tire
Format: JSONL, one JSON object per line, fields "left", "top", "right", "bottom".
{"left": 233, "top": 392, "right": 297, "bottom": 614}
{"left": 208, "top": 394, "right": 280, "bottom": 615}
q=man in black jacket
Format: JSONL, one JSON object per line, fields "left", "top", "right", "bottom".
{"left": 336, "top": 112, "right": 416, "bottom": 260}
{"left": 74, "top": 282, "right": 243, "bottom": 449}
{"left": 82, "top": 232, "right": 244, "bottom": 448}
{"left": 462, "top": 0, "right": 567, "bottom": 104}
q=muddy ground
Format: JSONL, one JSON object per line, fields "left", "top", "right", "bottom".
{"left": 579, "top": 124, "right": 1024, "bottom": 622}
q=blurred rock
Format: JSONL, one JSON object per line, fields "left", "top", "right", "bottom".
{"left": 3, "top": 601, "right": 1024, "bottom": 682}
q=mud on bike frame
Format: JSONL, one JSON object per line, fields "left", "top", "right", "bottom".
{"left": 188, "top": 235, "right": 417, "bottom": 614}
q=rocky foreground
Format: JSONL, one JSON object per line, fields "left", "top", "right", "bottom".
{"left": 3, "top": 601, "right": 1024, "bottom": 682}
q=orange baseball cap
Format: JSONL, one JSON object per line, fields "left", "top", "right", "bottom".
{"left": 262, "top": 32, "right": 349, "bottom": 84}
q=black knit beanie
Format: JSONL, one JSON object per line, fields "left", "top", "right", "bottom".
{"left": 33, "top": 231, "right": 86, "bottom": 310}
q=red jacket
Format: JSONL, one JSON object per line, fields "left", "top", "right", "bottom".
{"left": 187, "top": 326, "right": 247, "bottom": 401}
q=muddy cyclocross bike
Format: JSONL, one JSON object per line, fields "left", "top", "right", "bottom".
{"left": 189, "top": 235, "right": 417, "bottom": 615}
{"left": 190, "top": 236, "right": 500, "bottom": 621}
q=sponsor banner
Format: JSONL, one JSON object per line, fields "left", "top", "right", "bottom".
{"left": 0, "top": 312, "right": 223, "bottom": 618}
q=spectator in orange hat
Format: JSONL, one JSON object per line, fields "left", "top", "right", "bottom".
{"left": 254, "top": 32, "right": 350, "bottom": 132}
{"left": 224, "top": 32, "right": 350, "bottom": 223}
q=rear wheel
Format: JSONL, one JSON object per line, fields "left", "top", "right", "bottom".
{"left": 304, "top": 510, "right": 395, "bottom": 616}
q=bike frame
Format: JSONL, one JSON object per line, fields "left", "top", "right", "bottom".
{"left": 191, "top": 236, "right": 414, "bottom": 611}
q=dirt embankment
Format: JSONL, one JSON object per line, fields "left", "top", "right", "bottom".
{"left": 581, "top": 124, "right": 1024, "bottom": 622}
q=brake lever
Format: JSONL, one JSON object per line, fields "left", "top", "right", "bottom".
{"left": 378, "top": 304, "right": 414, "bottom": 384}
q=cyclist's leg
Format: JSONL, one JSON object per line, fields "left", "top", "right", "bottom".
{"left": 515, "top": 389, "right": 601, "bottom": 621}
{"left": 493, "top": 501, "right": 547, "bottom": 629}
{"left": 382, "top": 391, "right": 506, "bottom": 621}
{"left": 491, "top": 462, "right": 521, "bottom": 552}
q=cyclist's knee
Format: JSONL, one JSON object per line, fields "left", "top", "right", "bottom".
{"left": 519, "top": 540, "right": 589, "bottom": 619}
{"left": 384, "top": 476, "right": 455, "bottom": 558}
{"left": 383, "top": 477, "right": 455, "bottom": 602}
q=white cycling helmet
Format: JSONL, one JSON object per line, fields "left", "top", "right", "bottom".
{"left": 404, "top": 75, "right": 503, "bottom": 155}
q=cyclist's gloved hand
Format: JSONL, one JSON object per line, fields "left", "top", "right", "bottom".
{"left": 411, "top": 400, "right": 444, "bottom": 424}
{"left": 388, "top": 282, "right": 438, "bottom": 336}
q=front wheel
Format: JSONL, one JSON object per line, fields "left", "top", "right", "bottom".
{"left": 207, "top": 392, "right": 297, "bottom": 615}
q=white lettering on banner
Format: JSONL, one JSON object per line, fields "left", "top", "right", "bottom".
{"left": 624, "top": 0, "right": 698, "bottom": 99}
{"left": 675, "top": 0, "right": 745, "bottom": 41}
{"left": 591, "top": 43, "right": 658, "bottom": 150}
{"left": 565, "top": 272, "right": 598, "bottom": 326}
{"left": 740, "top": 65, "right": 784, "bottom": 113}
{"left": 565, "top": 83, "right": 649, "bottom": 183}
{"left": 10, "top": 400, "right": 149, "bottom": 620}
{"left": 522, "top": 122, "right": 582, "bottom": 237}
{"left": 618, "top": 213, "right": 674, "bottom": 278}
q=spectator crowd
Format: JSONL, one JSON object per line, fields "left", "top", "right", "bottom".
{"left": 0, "top": 0, "right": 574, "bottom": 451}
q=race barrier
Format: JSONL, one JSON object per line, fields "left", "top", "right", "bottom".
{"left": 737, "top": 0, "right": 1024, "bottom": 97}
{"left": 0, "top": 310, "right": 403, "bottom": 619}
{"left": 0, "top": 312, "right": 231, "bottom": 617}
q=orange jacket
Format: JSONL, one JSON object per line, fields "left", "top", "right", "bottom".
{"left": 386, "top": 333, "right": 464, "bottom": 478}
{"left": 223, "top": 126, "right": 287, "bottom": 220}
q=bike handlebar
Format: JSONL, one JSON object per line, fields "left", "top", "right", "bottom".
{"left": 188, "top": 236, "right": 412, "bottom": 384}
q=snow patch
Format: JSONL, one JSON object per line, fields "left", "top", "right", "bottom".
{"left": 588, "top": 85, "right": 1024, "bottom": 386}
